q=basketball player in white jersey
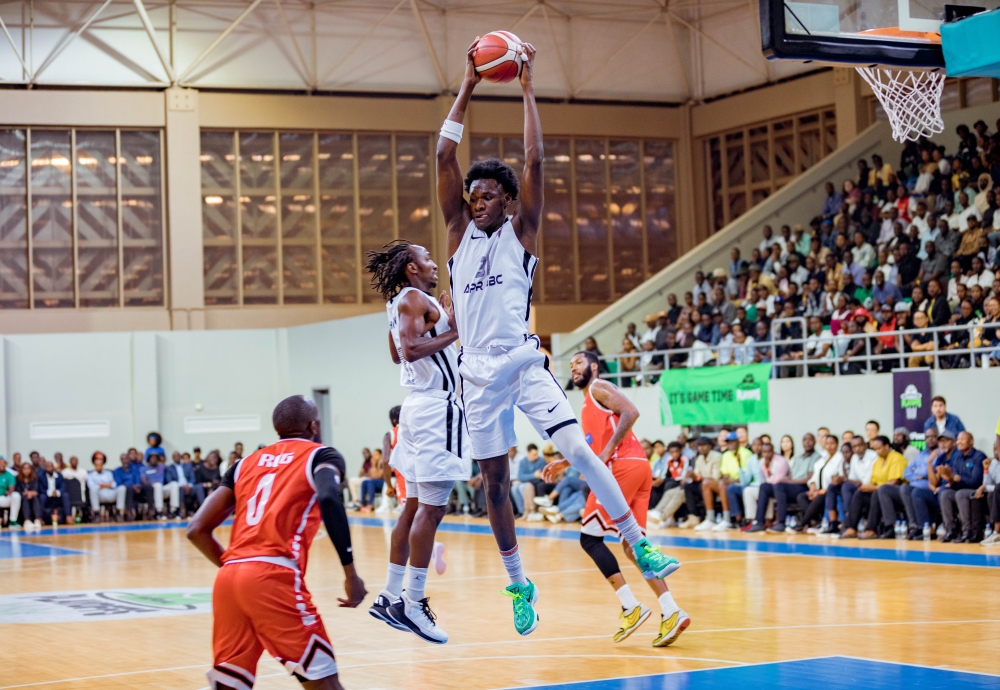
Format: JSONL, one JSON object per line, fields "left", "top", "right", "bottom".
{"left": 364, "top": 241, "right": 468, "bottom": 645}
{"left": 436, "top": 40, "right": 681, "bottom": 636}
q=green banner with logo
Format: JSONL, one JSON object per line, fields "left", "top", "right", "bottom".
{"left": 658, "top": 364, "right": 771, "bottom": 425}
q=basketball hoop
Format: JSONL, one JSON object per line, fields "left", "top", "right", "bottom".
{"left": 856, "top": 66, "right": 946, "bottom": 143}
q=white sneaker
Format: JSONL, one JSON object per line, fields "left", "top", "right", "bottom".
{"left": 526, "top": 512, "right": 545, "bottom": 522}
{"left": 647, "top": 510, "right": 663, "bottom": 523}
{"left": 538, "top": 505, "right": 560, "bottom": 516}
{"left": 533, "top": 496, "right": 553, "bottom": 508}
{"left": 981, "top": 532, "right": 1000, "bottom": 547}
{"left": 33, "top": 520, "right": 43, "bottom": 530}
{"left": 387, "top": 593, "right": 448, "bottom": 644}
{"left": 679, "top": 516, "right": 699, "bottom": 529}
{"left": 694, "top": 519, "right": 715, "bottom": 531}
{"left": 712, "top": 521, "right": 733, "bottom": 531}
{"left": 545, "top": 512, "right": 563, "bottom": 523}
{"left": 431, "top": 541, "right": 447, "bottom": 575}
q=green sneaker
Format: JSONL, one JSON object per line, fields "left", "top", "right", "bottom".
{"left": 501, "top": 580, "right": 540, "bottom": 636}
{"left": 633, "top": 538, "right": 681, "bottom": 580}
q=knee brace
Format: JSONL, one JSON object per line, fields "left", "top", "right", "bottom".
{"left": 580, "top": 533, "right": 621, "bottom": 579}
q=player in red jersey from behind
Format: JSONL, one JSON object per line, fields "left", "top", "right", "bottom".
{"left": 544, "top": 351, "right": 690, "bottom": 647}
{"left": 187, "top": 395, "right": 367, "bottom": 690}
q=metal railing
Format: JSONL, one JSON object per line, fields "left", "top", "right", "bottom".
{"left": 564, "top": 319, "right": 999, "bottom": 386}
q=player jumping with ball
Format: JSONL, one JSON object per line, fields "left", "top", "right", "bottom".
{"left": 437, "top": 37, "right": 681, "bottom": 636}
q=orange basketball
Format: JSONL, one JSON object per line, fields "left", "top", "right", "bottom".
{"left": 473, "top": 31, "right": 525, "bottom": 83}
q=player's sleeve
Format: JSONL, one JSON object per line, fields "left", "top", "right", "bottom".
{"left": 220, "top": 460, "right": 240, "bottom": 491}
{"left": 312, "top": 447, "right": 354, "bottom": 567}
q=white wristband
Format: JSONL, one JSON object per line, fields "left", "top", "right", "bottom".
{"left": 440, "top": 119, "right": 464, "bottom": 144}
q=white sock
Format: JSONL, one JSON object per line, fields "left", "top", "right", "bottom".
{"left": 613, "top": 512, "right": 645, "bottom": 548}
{"left": 615, "top": 584, "right": 640, "bottom": 611}
{"left": 405, "top": 566, "right": 428, "bottom": 602}
{"left": 500, "top": 544, "right": 528, "bottom": 585}
{"left": 385, "top": 563, "right": 406, "bottom": 598}
{"left": 658, "top": 590, "right": 678, "bottom": 616}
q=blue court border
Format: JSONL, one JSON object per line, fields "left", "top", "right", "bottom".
{"left": 3, "top": 517, "right": 999, "bottom": 567}
{"left": 499, "top": 656, "right": 1000, "bottom": 690}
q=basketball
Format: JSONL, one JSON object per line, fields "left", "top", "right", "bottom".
{"left": 473, "top": 31, "right": 525, "bottom": 83}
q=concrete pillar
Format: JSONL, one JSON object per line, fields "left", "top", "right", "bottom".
{"left": 165, "top": 88, "right": 205, "bottom": 330}
{"left": 833, "top": 68, "right": 871, "bottom": 145}
{"left": 675, "top": 102, "right": 700, "bottom": 254}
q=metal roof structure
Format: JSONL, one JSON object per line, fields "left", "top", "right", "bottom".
{"left": 0, "top": 0, "right": 815, "bottom": 102}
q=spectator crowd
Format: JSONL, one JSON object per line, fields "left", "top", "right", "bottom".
{"left": 0, "top": 432, "right": 245, "bottom": 531}
{"left": 605, "top": 118, "right": 1000, "bottom": 383}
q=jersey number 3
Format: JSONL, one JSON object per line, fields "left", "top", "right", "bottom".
{"left": 246, "top": 473, "right": 276, "bottom": 526}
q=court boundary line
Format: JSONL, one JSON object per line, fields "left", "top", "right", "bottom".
{"left": 4, "top": 517, "right": 999, "bottom": 568}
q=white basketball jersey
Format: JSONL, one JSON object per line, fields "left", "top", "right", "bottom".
{"left": 387, "top": 287, "right": 459, "bottom": 393}
{"left": 449, "top": 217, "right": 538, "bottom": 350}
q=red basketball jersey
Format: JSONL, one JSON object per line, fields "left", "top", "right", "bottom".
{"left": 222, "top": 438, "right": 325, "bottom": 573}
{"left": 580, "top": 384, "right": 646, "bottom": 463}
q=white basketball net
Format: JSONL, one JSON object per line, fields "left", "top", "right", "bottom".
{"left": 856, "top": 67, "right": 946, "bottom": 143}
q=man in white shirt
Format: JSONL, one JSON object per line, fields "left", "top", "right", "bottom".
{"left": 692, "top": 271, "right": 712, "bottom": 304}
{"left": 759, "top": 225, "right": 778, "bottom": 255}
{"left": 966, "top": 256, "right": 995, "bottom": 291}
{"left": 640, "top": 313, "right": 660, "bottom": 346}
{"left": 909, "top": 201, "right": 931, "bottom": 238}
{"left": 786, "top": 254, "right": 809, "bottom": 288}
{"left": 86, "top": 452, "right": 118, "bottom": 521}
{"left": 852, "top": 232, "right": 876, "bottom": 270}
{"left": 834, "top": 436, "right": 878, "bottom": 539}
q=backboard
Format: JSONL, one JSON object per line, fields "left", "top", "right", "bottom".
{"left": 760, "top": 1, "right": 1000, "bottom": 68}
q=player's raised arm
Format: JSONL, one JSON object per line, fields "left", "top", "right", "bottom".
{"left": 398, "top": 290, "right": 459, "bottom": 361}
{"left": 590, "top": 379, "right": 640, "bottom": 464}
{"left": 438, "top": 39, "right": 480, "bottom": 256}
{"left": 512, "top": 43, "right": 542, "bottom": 256}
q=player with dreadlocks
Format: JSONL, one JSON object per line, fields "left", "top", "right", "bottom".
{"left": 364, "top": 240, "right": 468, "bottom": 645}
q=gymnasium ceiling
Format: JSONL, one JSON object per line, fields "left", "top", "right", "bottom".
{"left": 0, "top": 0, "right": 816, "bottom": 102}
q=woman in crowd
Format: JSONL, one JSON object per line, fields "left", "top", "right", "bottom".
{"left": 618, "top": 337, "right": 640, "bottom": 387}
{"left": 15, "top": 462, "right": 43, "bottom": 530}
{"left": 779, "top": 435, "right": 795, "bottom": 463}
{"left": 359, "top": 448, "right": 385, "bottom": 513}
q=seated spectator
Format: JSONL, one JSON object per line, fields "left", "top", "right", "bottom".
{"left": 924, "top": 395, "right": 966, "bottom": 437}
{"left": 692, "top": 270, "right": 711, "bottom": 303}
{"left": 142, "top": 452, "right": 170, "bottom": 521}
{"left": 165, "top": 451, "right": 197, "bottom": 518}
{"left": 742, "top": 443, "right": 790, "bottom": 532}
{"left": 358, "top": 448, "right": 385, "bottom": 513}
{"left": 956, "top": 218, "right": 987, "bottom": 270}
{"left": 347, "top": 448, "right": 372, "bottom": 507}
{"left": 695, "top": 433, "right": 749, "bottom": 530}
{"left": 144, "top": 432, "right": 165, "bottom": 463}
{"left": 796, "top": 433, "right": 844, "bottom": 532}
{"left": 648, "top": 442, "right": 689, "bottom": 527}
{"left": 936, "top": 431, "right": 987, "bottom": 542}
{"left": 15, "top": 461, "right": 44, "bottom": 530}
{"left": 195, "top": 450, "right": 223, "bottom": 497}
{"left": 640, "top": 313, "right": 660, "bottom": 345}
{"left": 837, "top": 319, "right": 867, "bottom": 375}
{"left": 859, "top": 437, "right": 909, "bottom": 539}
{"left": 512, "top": 444, "right": 551, "bottom": 521}
{"left": 836, "top": 436, "right": 885, "bottom": 538}
{"left": 820, "top": 181, "right": 843, "bottom": 220}
{"left": 731, "top": 322, "right": 756, "bottom": 365}
{"left": 981, "top": 451, "right": 1000, "bottom": 546}
{"left": 39, "top": 460, "right": 71, "bottom": 525}
{"left": 725, "top": 437, "right": 763, "bottom": 526}
{"left": 618, "top": 337, "right": 640, "bottom": 387}
{"left": 679, "top": 437, "right": 720, "bottom": 528}
{"left": 0, "top": 457, "right": 21, "bottom": 528}
{"left": 967, "top": 255, "right": 995, "bottom": 292}
{"left": 918, "top": 241, "right": 948, "bottom": 285}
{"left": 86, "top": 452, "right": 118, "bottom": 522}
{"left": 639, "top": 340, "right": 664, "bottom": 385}
{"left": 756, "top": 434, "right": 820, "bottom": 533}
{"left": 537, "top": 466, "right": 588, "bottom": 523}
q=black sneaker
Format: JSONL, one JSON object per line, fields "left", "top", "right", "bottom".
{"left": 369, "top": 590, "right": 409, "bottom": 632}
{"left": 387, "top": 593, "right": 448, "bottom": 644}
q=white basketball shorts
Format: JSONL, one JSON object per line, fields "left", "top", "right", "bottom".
{"left": 458, "top": 338, "right": 577, "bottom": 459}
{"left": 390, "top": 391, "right": 470, "bottom": 484}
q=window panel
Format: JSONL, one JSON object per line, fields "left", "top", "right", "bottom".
{"left": 358, "top": 134, "right": 393, "bottom": 303}
{"left": 0, "top": 129, "right": 28, "bottom": 309}
{"left": 75, "top": 130, "right": 118, "bottom": 307}
{"left": 471, "top": 136, "right": 500, "bottom": 162}
{"left": 202, "top": 131, "right": 237, "bottom": 305}
{"left": 120, "top": 130, "right": 163, "bottom": 307}
{"left": 644, "top": 140, "right": 676, "bottom": 274}
{"left": 575, "top": 139, "right": 609, "bottom": 302}
{"left": 319, "top": 133, "right": 356, "bottom": 304}
{"left": 609, "top": 140, "right": 642, "bottom": 298}
{"left": 30, "top": 129, "right": 74, "bottom": 308}
{"left": 283, "top": 244, "right": 317, "bottom": 304}
{"left": 542, "top": 138, "right": 574, "bottom": 302}
{"left": 964, "top": 78, "right": 994, "bottom": 106}
{"left": 395, "top": 135, "right": 432, "bottom": 250}
{"left": 242, "top": 245, "right": 278, "bottom": 304}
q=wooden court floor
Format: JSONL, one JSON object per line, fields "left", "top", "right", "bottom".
{"left": 1, "top": 516, "right": 998, "bottom": 690}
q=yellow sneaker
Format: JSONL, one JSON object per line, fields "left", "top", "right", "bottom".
{"left": 613, "top": 603, "right": 651, "bottom": 642}
{"left": 653, "top": 609, "right": 690, "bottom": 647}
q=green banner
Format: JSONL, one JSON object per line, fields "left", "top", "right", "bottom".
{"left": 658, "top": 364, "right": 771, "bottom": 425}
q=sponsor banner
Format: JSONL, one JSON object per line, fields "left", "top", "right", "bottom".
{"left": 659, "top": 363, "right": 771, "bottom": 425}
{"left": 893, "top": 369, "right": 931, "bottom": 434}
{"left": 0, "top": 587, "right": 213, "bottom": 625}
